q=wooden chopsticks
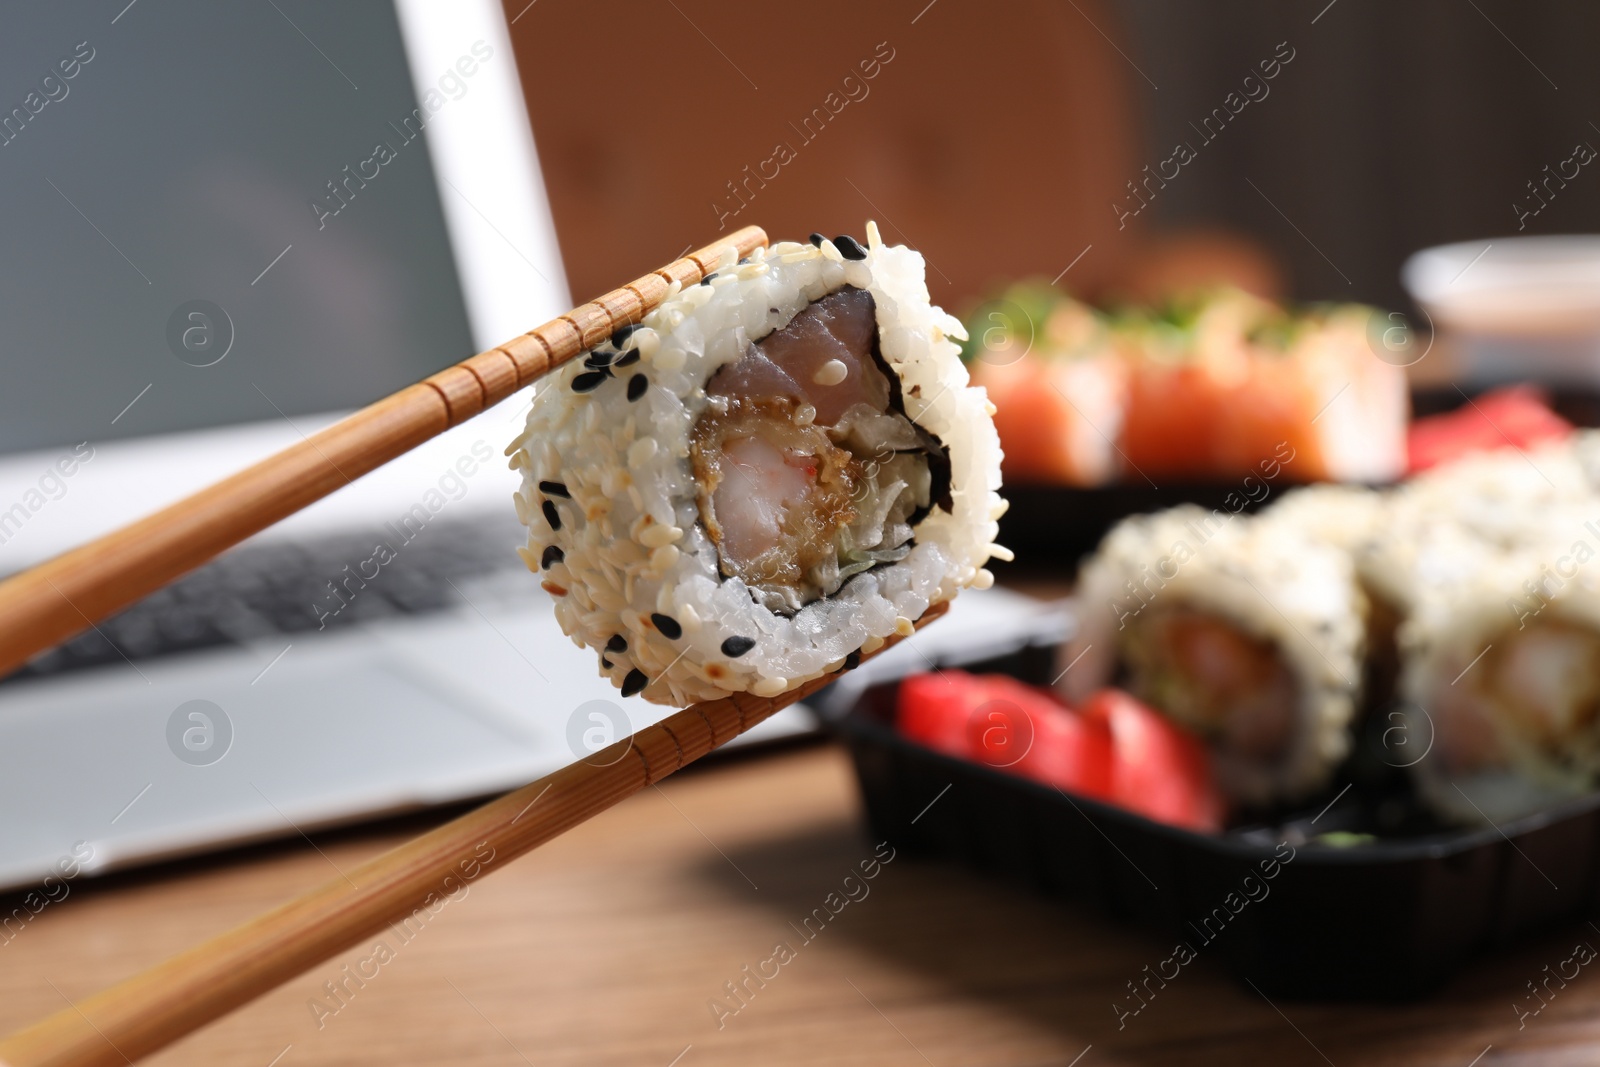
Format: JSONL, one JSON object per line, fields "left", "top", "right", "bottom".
{"left": 0, "top": 601, "right": 943, "bottom": 1067}
{"left": 0, "top": 226, "right": 767, "bottom": 681}
{"left": 0, "top": 227, "right": 953, "bottom": 1067}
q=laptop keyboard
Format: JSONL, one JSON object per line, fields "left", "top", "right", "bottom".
{"left": 2, "top": 517, "right": 529, "bottom": 684}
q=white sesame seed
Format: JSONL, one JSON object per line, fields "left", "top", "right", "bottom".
{"left": 635, "top": 327, "right": 660, "bottom": 360}
{"left": 628, "top": 437, "right": 659, "bottom": 467}
{"left": 751, "top": 675, "right": 788, "bottom": 697}
{"left": 638, "top": 522, "right": 682, "bottom": 549}
{"left": 812, "top": 359, "right": 848, "bottom": 387}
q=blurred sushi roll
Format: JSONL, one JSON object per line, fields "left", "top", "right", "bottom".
{"left": 964, "top": 286, "right": 1409, "bottom": 486}
{"left": 1383, "top": 435, "right": 1594, "bottom": 553}
{"left": 1351, "top": 442, "right": 1600, "bottom": 823}
{"left": 1266, "top": 483, "right": 1412, "bottom": 712}
{"left": 1118, "top": 293, "right": 1408, "bottom": 483}
{"left": 510, "top": 225, "right": 1005, "bottom": 706}
{"left": 1394, "top": 541, "right": 1600, "bottom": 824}
{"left": 1262, "top": 482, "right": 1392, "bottom": 552}
{"left": 966, "top": 287, "right": 1127, "bottom": 486}
{"left": 1063, "top": 505, "right": 1365, "bottom": 807}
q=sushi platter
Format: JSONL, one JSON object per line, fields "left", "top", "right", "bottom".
{"left": 853, "top": 357, "right": 1600, "bottom": 998}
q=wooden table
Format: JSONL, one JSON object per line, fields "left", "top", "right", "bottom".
{"left": 5, "top": 742, "right": 1600, "bottom": 1067}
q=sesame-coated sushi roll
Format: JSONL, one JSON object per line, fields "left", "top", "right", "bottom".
{"left": 1062, "top": 505, "right": 1365, "bottom": 807}
{"left": 1350, "top": 443, "right": 1600, "bottom": 823}
{"left": 1395, "top": 540, "right": 1600, "bottom": 825}
{"left": 510, "top": 226, "right": 1006, "bottom": 706}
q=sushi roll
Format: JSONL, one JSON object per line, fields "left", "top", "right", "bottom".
{"left": 962, "top": 286, "right": 1408, "bottom": 487}
{"left": 1265, "top": 483, "right": 1404, "bottom": 710}
{"left": 1395, "top": 541, "right": 1600, "bottom": 824}
{"left": 1119, "top": 292, "right": 1408, "bottom": 483}
{"left": 510, "top": 226, "right": 1006, "bottom": 706}
{"left": 1263, "top": 482, "right": 1392, "bottom": 553}
{"left": 1063, "top": 505, "right": 1366, "bottom": 807}
{"left": 965, "top": 287, "right": 1128, "bottom": 486}
{"left": 1349, "top": 441, "right": 1600, "bottom": 823}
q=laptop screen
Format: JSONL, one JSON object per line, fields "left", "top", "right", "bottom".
{"left": 0, "top": 0, "right": 475, "bottom": 456}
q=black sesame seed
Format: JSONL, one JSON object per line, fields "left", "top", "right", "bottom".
{"left": 627, "top": 374, "right": 648, "bottom": 402}
{"left": 700, "top": 272, "right": 718, "bottom": 286}
{"left": 541, "top": 500, "right": 562, "bottom": 531}
{"left": 614, "top": 348, "right": 641, "bottom": 368}
{"left": 606, "top": 634, "right": 628, "bottom": 654}
{"left": 610, "top": 323, "right": 641, "bottom": 347}
{"left": 650, "top": 613, "right": 682, "bottom": 639}
{"left": 600, "top": 657, "right": 612, "bottom": 670}
{"left": 621, "top": 669, "right": 649, "bottom": 697}
{"left": 571, "top": 370, "right": 608, "bottom": 393}
{"left": 720, "top": 635, "right": 756, "bottom": 658}
{"left": 538, "top": 480, "right": 570, "bottom": 498}
{"left": 540, "top": 545, "right": 564, "bottom": 569}
{"left": 808, "top": 232, "right": 825, "bottom": 247}
{"left": 833, "top": 235, "right": 867, "bottom": 260}
{"left": 843, "top": 649, "right": 862, "bottom": 671}
{"left": 584, "top": 349, "right": 616, "bottom": 370}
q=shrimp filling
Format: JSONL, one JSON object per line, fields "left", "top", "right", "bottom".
{"left": 1437, "top": 619, "right": 1600, "bottom": 774}
{"left": 1120, "top": 606, "right": 1298, "bottom": 761}
{"left": 690, "top": 286, "right": 948, "bottom": 613}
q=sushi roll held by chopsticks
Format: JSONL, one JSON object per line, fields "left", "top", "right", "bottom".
{"left": 1063, "top": 505, "right": 1366, "bottom": 808}
{"left": 510, "top": 226, "right": 1006, "bottom": 706}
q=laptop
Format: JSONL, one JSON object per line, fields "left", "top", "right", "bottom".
{"left": 0, "top": 0, "right": 1066, "bottom": 892}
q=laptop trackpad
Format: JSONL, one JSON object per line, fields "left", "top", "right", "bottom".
{"left": 0, "top": 654, "right": 545, "bottom": 887}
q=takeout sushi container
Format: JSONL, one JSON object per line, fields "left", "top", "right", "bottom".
{"left": 835, "top": 638, "right": 1600, "bottom": 1000}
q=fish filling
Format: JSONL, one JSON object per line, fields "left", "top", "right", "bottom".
{"left": 1120, "top": 606, "right": 1298, "bottom": 761}
{"left": 1435, "top": 619, "right": 1600, "bottom": 774}
{"left": 690, "top": 286, "right": 948, "bottom": 613}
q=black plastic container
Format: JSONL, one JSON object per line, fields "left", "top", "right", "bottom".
{"left": 836, "top": 642, "right": 1600, "bottom": 1000}
{"left": 995, "top": 481, "right": 1269, "bottom": 575}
